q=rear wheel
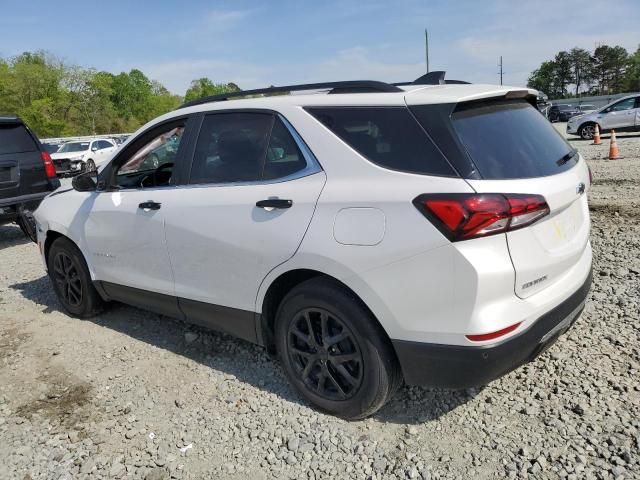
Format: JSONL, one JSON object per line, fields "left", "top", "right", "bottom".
{"left": 579, "top": 124, "right": 596, "bottom": 140}
{"left": 47, "top": 237, "right": 104, "bottom": 318}
{"left": 275, "top": 278, "right": 401, "bottom": 419}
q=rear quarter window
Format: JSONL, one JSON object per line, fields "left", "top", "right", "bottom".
{"left": 0, "top": 124, "right": 38, "bottom": 155}
{"left": 305, "top": 107, "right": 457, "bottom": 177}
{"left": 450, "top": 101, "right": 576, "bottom": 179}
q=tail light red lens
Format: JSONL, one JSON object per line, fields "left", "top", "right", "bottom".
{"left": 413, "top": 193, "right": 550, "bottom": 241}
{"left": 41, "top": 151, "right": 57, "bottom": 179}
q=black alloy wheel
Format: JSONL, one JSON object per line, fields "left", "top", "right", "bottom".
{"left": 52, "top": 252, "right": 83, "bottom": 307}
{"left": 287, "top": 308, "right": 363, "bottom": 400}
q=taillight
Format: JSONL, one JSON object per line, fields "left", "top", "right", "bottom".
{"left": 466, "top": 322, "right": 521, "bottom": 342}
{"left": 41, "top": 151, "right": 57, "bottom": 179}
{"left": 413, "top": 193, "right": 550, "bottom": 241}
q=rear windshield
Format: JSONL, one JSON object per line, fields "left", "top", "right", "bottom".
{"left": 0, "top": 124, "right": 38, "bottom": 155}
{"left": 451, "top": 101, "right": 577, "bottom": 179}
{"left": 305, "top": 107, "right": 456, "bottom": 177}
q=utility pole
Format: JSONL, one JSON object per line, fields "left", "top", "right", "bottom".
{"left": 498, "top": 56, "right": 503, "bottom": 85}
{"left": 425, "top": 29, "right": 429, "bottom": 73}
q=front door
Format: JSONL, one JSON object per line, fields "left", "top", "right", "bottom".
{"left": 163, "top": 112, "right": 325, "bottom": 331}
{"left": 599, "top": 97, "right": 638, "bottom": 130}
{"left": 83, "top": 118, "right": 191, "bottom": 306}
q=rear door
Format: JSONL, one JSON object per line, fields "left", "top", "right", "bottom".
{"left": 447, "top": 100, "right": 590, "bottom": 298}
{"left": 0, "top": 122, "right": 48, "bottom": 202}
{"left": 163, "top": 112, "right": 325, "bottom": 318}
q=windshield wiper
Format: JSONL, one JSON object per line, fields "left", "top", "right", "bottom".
{"left": 556, "top": 149, "right": 578, "bottom": 166}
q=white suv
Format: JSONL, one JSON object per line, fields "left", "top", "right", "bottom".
{"left": 34, "top": 76, "right": 592, "bottom": 419}
{"left": 567, "top": 94, "right": 640, "bottom": 139}
{"left": 50, "top": 138, "right": 118, "bottom": 175}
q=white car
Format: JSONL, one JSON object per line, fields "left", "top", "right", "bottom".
{"left": 34, "top": 76, "right": 592, "bottom": 419}
{"left": 567, "top": 94, "right": 640, "bottom": 139}
{"left": 50, "top": 138, "right": 118, "bottom": 175}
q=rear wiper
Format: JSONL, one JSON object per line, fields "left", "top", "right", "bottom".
{"left": 556, "top": 149, "right": 578, "bottom": 166}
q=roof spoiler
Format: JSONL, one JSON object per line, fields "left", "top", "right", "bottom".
{"left": 393, "top": 71, "right": 471, "bottom": 87}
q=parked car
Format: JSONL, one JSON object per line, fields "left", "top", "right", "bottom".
{"left": 0, "top": 116, "right": 60, "bottom": 240}
{"left": 577, "top": 104, "right": 596, "bottom": 114}
{"left": 50, "top": 138, "right": 117, "bottom": 175}
{"left": 34, "top": 79, "right": 592, "bottom": 419}
{"left": 567, "top": 94, "right": 640, "bottom": 139}
{"left": 548, "top": 104, "right": 581, "bottom": 122}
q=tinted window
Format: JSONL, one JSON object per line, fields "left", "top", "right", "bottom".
{"left": 306, "top": 107, "right": 456, "bottom": 177}
{"left": 263, "top": 118, "right": 307, "bottom": 180}
{"left": 450, "top": 101, "right": 576, "bottom": 179}
{"left": 190, "top": 113, "right": 273, "bottom": 184}
{"left": 98, "top": 140, "right": 114, "bottom": 149}
{"left": 0, "top": 124, "right": 37, "bottom": 155}
{"left": 608, "top": 98, "right": 636, "bottom": 112}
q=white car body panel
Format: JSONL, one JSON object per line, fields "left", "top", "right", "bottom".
{"left": 35, "top": 82, "right": 591, "bottom": 356}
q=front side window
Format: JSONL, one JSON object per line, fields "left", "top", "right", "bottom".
{"left": 189, "top": 113, "right": 273, "bottom": 184}
{"left": 305, "top": 107, "right": 456, "bottom": 177}
{"left": 115, "top": 123, "right": 185, "bottom": 188}
{"left": 608, "top": 98, "right": 635, "bottom": 112}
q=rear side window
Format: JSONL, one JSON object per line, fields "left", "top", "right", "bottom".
{"left": 0, "top": 124, "right": 38, "bottom": 155}
{"left": 450, "top": 101, "right": 576, "bottom": 179}
{"left": 190, "top": 113, "right": 273, "bottom": 184}
{"left": 306, "top": 107, "right": 456, "bottom": 177}
{"left": 263, "top": 118, "right": 307, "bottom": 180}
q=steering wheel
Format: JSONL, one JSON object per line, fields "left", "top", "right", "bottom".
{"left": 141, "top": 162, "right": 174, "bottom": 188}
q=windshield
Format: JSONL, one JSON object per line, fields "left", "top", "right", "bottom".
{"left": 558, "top": 105, "right": 575, "bottom": 111}
{"left": 451, "top": 100, "right": 577, "bottom": 179}
{"left": 58, "top": 142, "right": 90, "bottom": 153}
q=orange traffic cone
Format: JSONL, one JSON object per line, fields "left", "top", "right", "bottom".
{"left": 592, "top": 124, "right": 602, "bottom": 145}
{"left": 608, "top": 130, "right": 620, "bottom": 160}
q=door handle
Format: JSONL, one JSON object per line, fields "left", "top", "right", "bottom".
{"left": 138, "top": 201, "right": 161, "bottom": 210}
{"left": 256, "top": 199, "right": 293, "bottom": 209}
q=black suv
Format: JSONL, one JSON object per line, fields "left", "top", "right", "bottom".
{"left": 548, "top": 104, "right": 580, "bottom": 122}
{"left": 0, "top": 117, "right": 60, "bottom": 240}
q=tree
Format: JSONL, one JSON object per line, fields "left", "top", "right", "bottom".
{"left": 184, "top": 78, "right": 240, "bottom": 102}
{"left": 568, "top": 47, "right": 592, "bottom": 95}
{"left": 592, "top": 45, "right": 628, "bottom": 94}
{"left": 527, "top": 61, "right": 557, "bottom": 96}
{"left": 553, "top": 51, "right": 572, "bottom": 97}
{"left": 623, "top": 45, "right": 640, "bottom": 92}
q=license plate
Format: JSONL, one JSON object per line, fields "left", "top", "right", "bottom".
{"left": 540, "top": 300, "right": 585, "bottom": 344}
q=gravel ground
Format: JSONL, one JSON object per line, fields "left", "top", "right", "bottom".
{"left": 0, "top": 126, "right": 639, "bottom": 479}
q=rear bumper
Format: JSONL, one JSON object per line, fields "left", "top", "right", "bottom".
{"left": 392, "top": 267, "right": 592, "bottom": 388}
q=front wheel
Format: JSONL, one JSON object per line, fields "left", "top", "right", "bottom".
{"left": 47, "top": 237, "right": 105, "bottom": 318}
{"left": 275, "top": 278, "right": 401, "bottom": 419}
{"left": 579, "top": 124, "right": 597, "bottom": 140}
{"left": 85, "top": 159, "right": 96, "bottom": 172}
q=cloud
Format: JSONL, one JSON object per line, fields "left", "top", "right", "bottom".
{"left": 201, "top": 8, "right": 258, "bottom": 32}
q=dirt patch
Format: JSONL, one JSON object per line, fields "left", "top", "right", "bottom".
{"left": 593, "top": 178, "right": 640, "bottom": 187}
{"left": 589, "top": 202, "right": 640, "bottom": 219}
{"left": 14, "top": 369, "right": 93, "bottom": 429}
{"left": 0, "top": 327, "right": 31, "bottom": 363}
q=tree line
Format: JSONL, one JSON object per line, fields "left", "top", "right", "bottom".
{"left": 0, "top": 51, "right": 240, "bottom": 138}
{"left": 527, "top": 44, "right": 640, "bottom": 98}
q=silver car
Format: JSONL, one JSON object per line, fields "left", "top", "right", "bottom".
{"left": 567, "top": 94, "right": 640, "bottom": 139}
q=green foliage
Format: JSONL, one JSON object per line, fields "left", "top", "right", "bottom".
{"left": 527, "top": 44, "right": 638, "bottom": 97}
{"left": 184, "top": 78, "right": 241, "bottom": 102}
{"left": 0, "top": 51, "right": 239, "bottom": 138}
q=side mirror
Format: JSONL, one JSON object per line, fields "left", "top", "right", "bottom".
{"left": 91, "top": 147, "right": 98, "bottom": 152}
{"left": 72, "top": 173, "right": 97, "bottom": 192}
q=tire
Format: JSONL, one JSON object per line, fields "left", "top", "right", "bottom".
{"left": 275, "top": 278, "right": 401, "bottom": 419}
{"left": 16, "top": 210, "right": 37, "bottom": 243}
{"left": 579, "top": 124, "right": 596, "bottom": 140}
{"left": 85, "top": 159, "right": 96, "bottom": 172}
{"left": 47, "top": 237, "right": 104, "bottom": 318}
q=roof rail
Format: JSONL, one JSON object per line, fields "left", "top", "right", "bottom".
{"left": 179, "top": 80, "right": 403, "bottom": 108}
{"left": 393, "top": 71, "right": 471, "bottom": 86}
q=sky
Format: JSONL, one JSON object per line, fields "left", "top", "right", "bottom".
{"left": 1, "top": 0, "right": 638, "bottom": 94}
